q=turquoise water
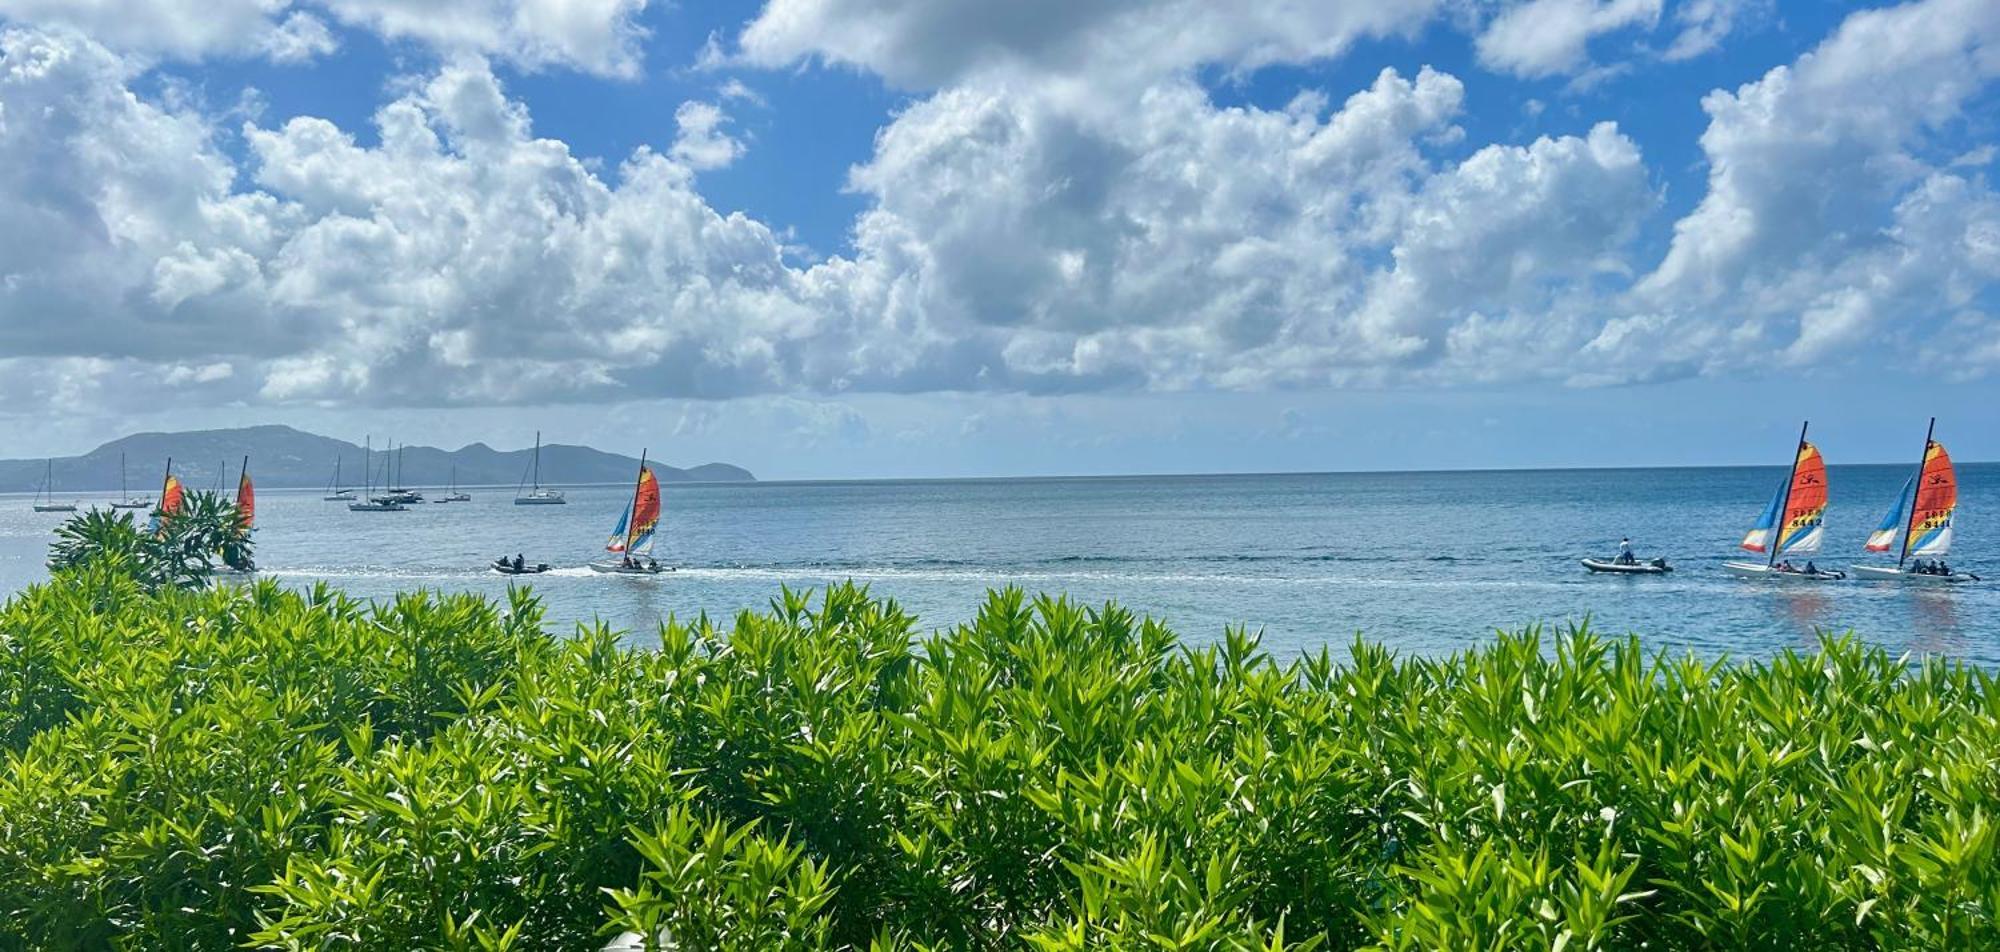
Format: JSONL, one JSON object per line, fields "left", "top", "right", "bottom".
{"left": 2, "top": 465, "right": 1994, "bottom": 661}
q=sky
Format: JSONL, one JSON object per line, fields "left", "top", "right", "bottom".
{"left": 0, "top": 0, "right": 1996, "bottom": 480}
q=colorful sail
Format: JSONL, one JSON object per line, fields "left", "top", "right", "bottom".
{"left": 1741, "top": 481, "right": 1785, "bottom": 553}
{"left": 603, "top": 506, "right": 630, "bottom": 552}
{"left": 1864, "top": 475, "right": 1912, "bottom": 552}
{"left": 1906, "top": 440, "right": 1956, "bottom": 558}
{"left": 604, "top": 469, "right": 661, "bottom": 555}
{"left": 626, "top": 468, "right": 661, "bottom": 556}
{"left": 1776, "top": 442, "right": 1828, "bottom": 555}
{"left": 149, "top": 474, "right": 186, "bottom": 534}
{"left": 236, "top": 468, "right": 256, "bottom": 530}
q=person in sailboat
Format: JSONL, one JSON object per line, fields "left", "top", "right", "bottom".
{"left": 1805, "top": 561, "right": 1818, "bottom": 575}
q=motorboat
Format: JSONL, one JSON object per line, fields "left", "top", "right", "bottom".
{"left": 492, "top": 558, "right": 551, "bottom": 575}
{"left": 1581, "top": 557, "right": 1671, "bottom": 575}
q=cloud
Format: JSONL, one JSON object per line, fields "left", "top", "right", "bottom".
{"left": 1624, "top": 0, "right": 2000, "bottom": 379}
{"left": 669, "top": 100, "right": 744, "bottom": 171}
{"left": 4, "top": 0, "right": 2000, "bottom": 423}
{"left": 0, "top": 0, "right": 654, "bottom": 74}
{"left": 1663, "top": 0, "right": 1768, "bottom": 62}
{"left": 737, "top": 0, "right": 1444, "bottom": 89}
{"left": 1474, "top": 0, "right": 1663, "bottom": 79}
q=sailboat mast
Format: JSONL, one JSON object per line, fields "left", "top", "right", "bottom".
{"left": 121, "top": 452, "right": 127, "bottom": 499}
{"left": 533, "top": 431, "right": 543, "bottom": 491}
{"left": 1768, "top": 421, "right": 1809, "bottom": 568}
{"left": 1898, "top": 417, "right": 1935, "bottom": 571}
{"left": 363, "top": 437, "right": 371, "bottom": 496}
{"left": 237, "top": 456, "right": 249, "bottom": 504}
{"left": 158, "top": 457, "right": 172, "bottom": 516}
{"left": 626, "top": 450, "right": 648, "bottom": 554}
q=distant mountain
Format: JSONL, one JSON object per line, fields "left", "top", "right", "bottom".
{"left": 0, "top": 425, "right": 753, "bottom": 495}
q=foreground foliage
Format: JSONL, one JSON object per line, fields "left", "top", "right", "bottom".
{"left": 1, "top": 569, "right": 1996, "bottom": 950}
{"left": 45, "top": 492, "right": 253, "bottom": 591}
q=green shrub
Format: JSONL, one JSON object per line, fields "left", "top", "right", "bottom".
{"left": 0, "top": 573, "right": 1995, "bottom": 949}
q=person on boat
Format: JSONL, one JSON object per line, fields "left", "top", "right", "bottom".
{"left": 1805, "top": 561, "right": 1818, "bottom": 575}
{"left": 1617, "top": 538, "right": 1635, "bottom": 565}
{"left": 1777, "top": 560, "right": 1794, "bottom": 573}
{"left": 646, "top": 557, "right": 659, "bottom": 572}
{"left": 513, "top": 554, "right": 525, "bottom": 572}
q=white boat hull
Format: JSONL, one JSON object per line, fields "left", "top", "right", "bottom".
{"left": 515, "top": 494, "right": 566, "bottom": 505}
{"left": 348, "top": 501, "right": 407, "bottom": 512}
{"left": 110, "top": 500, "right": 152, "bottom": 509}
{"left": 1723, "top": 560, "right": 1846, "bottom": 581}
{"left": 1849, "top": 565, "right": 1979, "bottom": 583}
{"left": 33, "top": 504, "right": 77, "bottom": 512}
{"left": 1581, "top": 558, "right": 1671, "bottom": 575}
{"left": 587, "top": 560, "right": 671, "bottom": 575}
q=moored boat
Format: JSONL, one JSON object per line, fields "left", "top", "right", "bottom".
{"left": 32, "top": 459, "right": 77, "bottom": 512}
{"left": 1850, "top": 418, "right": 1977, "bottom": 583}
{"left": 1723, "top": 421, "right": 1840, "bottom": 582}
{"left": 514, "top": 432, "right": 566, "bottom": 505}
{"left": 110, "top": 453, "right": 153, "bottom": 509}
{"left": 348, "top": 438, "right": 407, "bottom": 512}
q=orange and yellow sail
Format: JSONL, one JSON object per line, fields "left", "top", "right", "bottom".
{"left": 1741, "top": 442, "right": 1827, "bottom": 555}
{"left": 236, "top": 467, "right": 256, "bottom": 530}
{"left": 605, "top": 467, "right": 660, "bottom": 556}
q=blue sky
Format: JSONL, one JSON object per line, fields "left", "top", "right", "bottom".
{"left": 1, "top": 0, "right": 1997, "bottom": 479}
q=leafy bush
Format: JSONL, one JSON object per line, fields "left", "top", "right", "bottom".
{"left": 0, "top": 575, "right": 1995, "bottom": 949}
{"left": 45, "top": 491, "right": 254, "bottom": 592}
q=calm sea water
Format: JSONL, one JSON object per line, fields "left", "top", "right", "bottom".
{"left": 2, "top": 466, "right": 1995, "bottom": 662}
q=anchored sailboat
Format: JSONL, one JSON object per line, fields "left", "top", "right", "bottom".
{"left": 110, "top": 452, "right": 153, "bottom": 509}
{"left": 1852, "top": 418, "right": 1979, "bottom": 582}
{"left": 349, "top": 437, "right": 407, "bottom": 512}
{"left": 433, "top": 465, "right": 470, "bottom": 502}
{"left": 588, "top": 450, "right": 667, "bottom": 574}
{"left": 1724, "top": 422, "right": 1843, "bottom": 580}
{"left": 514, "top": 432, "right": 565, "bottom": 505}
{"left": 32, "top": 459, "right": 77, "bottom": 512}
{"left": 323, "top": 456, "right": 355, "bottom": 501}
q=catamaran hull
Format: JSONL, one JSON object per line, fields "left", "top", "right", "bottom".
{"left": 587, "top": 561, "right": 670, "bottom": 575}
{"left": 110, "top": 501, "right": 151, "bottom": 509}
{"left": 1581, "top": 559, "right": 1671, "bottom": 574}
{"left": 347, "top": 502, "right": 407, "bottom": 512}
{"left": 1723, "top": 560, "right": 1845, "bottom": 581}
{"left": 33, "top": 504, "right": 77, "bottom": 512}
{"left": 1849, "top": 565, "right": 1979, "bottom": 583}
{"left": 514, "top": 497, "right": 566, "bottom": 505}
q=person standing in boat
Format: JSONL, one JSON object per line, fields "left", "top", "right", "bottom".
{"left": 1617, "top": 538, "right": 1635, "bottom": 565}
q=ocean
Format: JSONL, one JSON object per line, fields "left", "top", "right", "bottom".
{"left": 3, "top": 465, "right": 1995, "bottom": 662}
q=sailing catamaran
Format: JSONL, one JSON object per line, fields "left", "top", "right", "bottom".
{"left": 218, "top": 457, "right": 256, "bottom": 574}
{"left": 148, "top": 459, "right": 185, "bottom": 534}
{"left": 349, "top": 437, "right": 407, "bottom": 512}
{"left": 32, "top": 459, "right": 77, "bottom": 512}
{"left": 1852, "top": 418, "right": 1980, "bottom": 582}
{"left": 110, "top": 452, "right": 153, "bottom": 509}
{"left": 433, "top": 465, "right": 470, "bottom": 503}
{"left": 323, "top": 457, "right": 355, "bottom": 501}
{"left": 588, "top": 450, "right": 667, "bottom": 574}
{"left": 1724, "top": 422, "right": 1844, "bottom": 580}
{"left": 514, "top": 432, "right": 565, "bottom": 505}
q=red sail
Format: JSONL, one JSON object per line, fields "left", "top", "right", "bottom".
{"left": 236, "top": 469, "right": 256, "bottom": 529}
{"left": 1776, "top": 442, "right": 1828, "bottom": 553}
{"left": 160, "top": 475, "right": 185, "bottom": 517}
{"left": 630, "top": 469, "right": 661, "bottom": 542}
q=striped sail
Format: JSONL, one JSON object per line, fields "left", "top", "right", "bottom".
{"left": 148, "top": 475, "right": 185, "bottom": 535}
{"left": 1906, "top": 441, "right": 1956, "bottom": 558}
{"left": 605, "top": 468, "right": 661, "bottom": 556}
{"left": 1776, "top": 442, "right": 1829, "bottom": 556}
{"left": 1740, "top": 481, "right": 1784, "bottom": 553}
{"left": 1865, "top": 475, "right": 1912, "bottom": 552}
{"left": 1743, "top": 442, "right": 1827, "bottom": 555}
